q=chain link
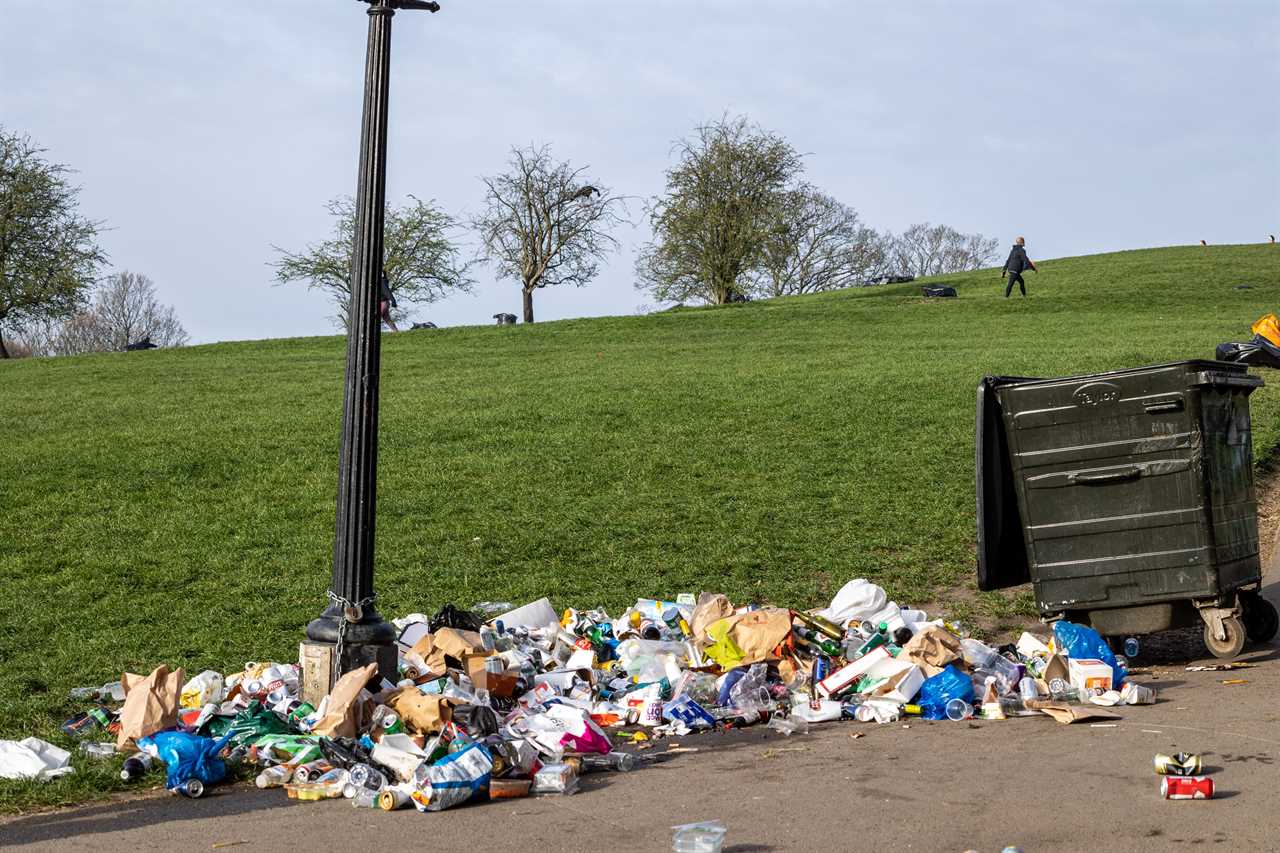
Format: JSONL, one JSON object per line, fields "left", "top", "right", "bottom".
{"left": 328, "top": 590, "right": 378, "bottom": 670}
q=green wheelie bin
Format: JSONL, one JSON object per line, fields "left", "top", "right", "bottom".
{"left": 976, "top": 360, "right": 1277, "bottom": 658}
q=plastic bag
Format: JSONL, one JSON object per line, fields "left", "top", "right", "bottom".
{"left": 0, "top": 738, "right": 74, "bottom": 781}
{"left": 1053, "top": 621, "right": 1126, "bottom": 687}
{"left": 1252, "top": 312, "right": 1280, "bottom": 347}
{"left": 428, "top": 604, "right": 483, "bottom": 633}
{"left": 138, "top": 730, "right": 233, "bottom": 791}
{"left": 816, "top": 579, "right": 888, "bottom": 628}
{"left": 411, "top": 743, "right": 492, "bottom": 811}
{"left": 1215, "top": 335, "right": 1280, "bottom": 368}
{"left": 211, "top": 700, "right": 293, "bottom": 744}
{"left": 917, "top": 664, "right": 975, "bottom": 720}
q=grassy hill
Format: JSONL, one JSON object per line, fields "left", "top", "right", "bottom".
{"left": 1, "top": 242, "right": 1278, "bottom": 807}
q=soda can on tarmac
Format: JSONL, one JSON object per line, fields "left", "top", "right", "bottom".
{"left": 1154, "top": 753, "right": 1202, "bottom": 776}
{"left": 174, "top": 779, "right": 205, "bottom": 798}
{"left": 1161, "top": 776, "right": 1214, "bottom": 800}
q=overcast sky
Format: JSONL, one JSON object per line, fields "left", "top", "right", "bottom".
{"left": 4, "top": 0, "right": 1277, "bottom": 343}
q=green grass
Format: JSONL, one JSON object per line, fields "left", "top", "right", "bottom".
{"left": 1, "top": 242, "right": 1278, "bottom": 810}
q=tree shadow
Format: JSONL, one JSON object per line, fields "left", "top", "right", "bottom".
{"left": 0, "top": 787, "right": 295, "bottom": 848}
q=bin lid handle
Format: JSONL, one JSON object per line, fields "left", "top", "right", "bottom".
{"left": 1192, "top": 371, "right": 1264, "bottom": 390}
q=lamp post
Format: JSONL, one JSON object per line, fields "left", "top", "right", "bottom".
{"left": 303, "top": 0, "right": 440, "bottom": 690}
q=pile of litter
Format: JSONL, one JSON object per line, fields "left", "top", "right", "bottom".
{"left": 4, "top": 578, "right": 1156, "bottom": 813}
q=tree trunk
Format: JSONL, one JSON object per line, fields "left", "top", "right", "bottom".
{"left": 0, "top": 328, "right": 9, "bottom": 359}
{"left": 522, "top": 288, "right": 534, "bottom": 323}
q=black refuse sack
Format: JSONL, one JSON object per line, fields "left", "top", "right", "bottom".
{"left": 922, "top": 285, "right": 957, "bottom": 298}
{"left": 428, "top": 604, "right": 483, "bottom": 633}
{"left": 1216, "top": 334, "right": 1280, "bottom": 369}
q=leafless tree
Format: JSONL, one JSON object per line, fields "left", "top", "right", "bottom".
{"left": 473, "top": 145, "right": 627, "bottom": 323}
{"left": 754, "top": 186, "right": 889, "bottom": 296}
{"left": 887, "top": 223, "right": 998, "bottom": 278}
{"left": 30, "top": 271, "right": 188, "bottom": 355}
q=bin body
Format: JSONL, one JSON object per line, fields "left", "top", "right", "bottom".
{"left": 976, "top": 361, "right": 1263, "bottom": 632}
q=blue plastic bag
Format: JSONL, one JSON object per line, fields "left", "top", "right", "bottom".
{"left": 139, "top": 730, "right": 234, "bottom": 791}
{"left": 917, "top": 664, "right": 974, "bottom": 720}
{"left": 1053, "top": 621, "right": 1126, "bottom": 687}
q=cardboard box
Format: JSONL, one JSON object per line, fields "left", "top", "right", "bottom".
{"left": 1068, "top": 658, "right": 1113, "bottom": 693}
{"left": 816, "top": 647, "right": 890, "bottom": 698}
{"left": 865, "top": 658, "right": 924, "bottom": 703}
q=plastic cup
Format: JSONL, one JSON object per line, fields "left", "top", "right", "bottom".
{"left": 945, "top": 698, "right": 974, "bottom": 721}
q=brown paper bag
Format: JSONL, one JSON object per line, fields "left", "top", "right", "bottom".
{"left": 691, "top": 594, "right": 734, "bottom": 644}
{"left": 386, "top": 688, "right": 455, "bottom": 734}
{"left": 311, "top": 663, "right": 378, "bottom": 739}
{"left": 116, "top": 665, "right": 185, "bottom": 750}
{"left": 728, "top": 608, "right": 793, "bottom": 664}
{"left": 902, "top": 625, "right": 962, "bottom": 677}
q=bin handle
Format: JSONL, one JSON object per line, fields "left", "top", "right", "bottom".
{"left": 1067, "top": 466, "right": 1142, "bottom": 485}
{"left": 1192, "top": 371, "right": 1264, "bottom": 391}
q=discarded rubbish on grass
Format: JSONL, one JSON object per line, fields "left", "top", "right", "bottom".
{"left": 38, "top": 578, "right": 1164, "bottom": 808}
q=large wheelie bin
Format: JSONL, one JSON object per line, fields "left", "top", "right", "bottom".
{"left": 976, "top": 360, "right": 1277, "bottom": 658}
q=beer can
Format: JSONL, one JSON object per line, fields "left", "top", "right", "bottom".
{"left": 378, "top": 788, "right": 412, "bottom": 811}
{"left": 1154, "top": 753, "right": 1202, "bottom": 776}
{"left": 1161, "top": 776, "right": 1214, "bottom": 799}
{"left": 812, "top": 655, "right": 830, "bottom": 684}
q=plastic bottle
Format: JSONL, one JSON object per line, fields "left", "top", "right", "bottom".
{"left": 256, "top": 764, "right": 295, "bottom": 788}
{"left": 79, "top": 742, "right": 116, "bottom": 760}
{"left": 348, "top": 762, "right": 387, "bottom": 792}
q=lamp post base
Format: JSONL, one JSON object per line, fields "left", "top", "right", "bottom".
{"left": 302, "top": 609, "right": 398, "bottom": 702}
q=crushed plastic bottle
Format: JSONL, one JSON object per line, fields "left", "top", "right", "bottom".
{"left": 672, "top": 821, "right": 727, "bottom": 853}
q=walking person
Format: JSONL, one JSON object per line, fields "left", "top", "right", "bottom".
{"left": 379, "top": 270, "right": 400, "bottom": 332}
{"left": 1001, "top": 236, "right": 1038, "bottom": 297}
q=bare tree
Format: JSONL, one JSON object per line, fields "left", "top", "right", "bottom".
{"left": 28, "top": 271, "right": 188, "bottom": 355}
{"left": 636, "top": 116, "right": 803, "bottom": 306}
{"left": 473, "top": 145, "right": 627, "bottom": 323}
{"left": 273, "top": 195, "right": 473, "bottom": 330}
{"left": 0, "top": 128, "right": 105, "bottom": 358}
{"left": 887, "top": 223, "right": 998, "bottom": 278}
{"left": 753, "top": 186, "right": 889, "bottom": 296}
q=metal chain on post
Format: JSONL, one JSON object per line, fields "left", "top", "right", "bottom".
{"left": 328, "top": 590, "right": 378, "bottom": 672}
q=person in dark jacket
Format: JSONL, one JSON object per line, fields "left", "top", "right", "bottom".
{"left": 1001, "top": 236, "right": 1038, "bottom": 297}
{"left": 379, "top": 271, "right": 399, "bottom": 332}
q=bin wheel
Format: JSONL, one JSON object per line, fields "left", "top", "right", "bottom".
{"left": 1203, "top": 616, "right": 1247, "bottom": 659}
{"left": 1243, "top": 596, "right": 1279, "bottom": 644}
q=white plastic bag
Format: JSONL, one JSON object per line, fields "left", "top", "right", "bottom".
{"left": 0, "top": 738, "right": 75, "bottom": 781}
{"left": 817, "top": 579, "right": 888, "bottom": 627}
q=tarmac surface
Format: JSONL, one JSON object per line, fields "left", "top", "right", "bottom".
{"left": 3, "top": 582, "right": 1278, "bottom": 853}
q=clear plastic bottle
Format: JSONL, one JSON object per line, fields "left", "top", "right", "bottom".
{"left": 256, "top": 764, "right": 295, "bottom": 788}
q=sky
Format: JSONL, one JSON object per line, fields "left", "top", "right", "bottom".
{"left": 3, "top": 0, "right": 1277, "bottom": 344}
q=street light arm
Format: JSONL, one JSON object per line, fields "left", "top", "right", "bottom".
{"left": 358, "top": 0, "right": 441, "bottom": 10}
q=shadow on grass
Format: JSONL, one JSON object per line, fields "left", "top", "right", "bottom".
{"left": 0, "top": 786, "right": 294, "bottom": 848}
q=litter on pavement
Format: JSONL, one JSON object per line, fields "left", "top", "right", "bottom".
{"left": 17, "top": 578, "right": 1163, "bottom": 816}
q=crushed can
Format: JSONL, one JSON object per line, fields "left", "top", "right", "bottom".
{"left": 1154, "top": 753, "right": 1202, "bottom": 776}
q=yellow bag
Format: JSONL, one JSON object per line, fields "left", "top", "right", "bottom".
{"left": 1252, "top": 313, "right": 1280, "bottom": 347}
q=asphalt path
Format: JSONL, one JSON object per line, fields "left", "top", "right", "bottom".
{"left": 4, "top": 583, "right": 1277, "bottom": 853}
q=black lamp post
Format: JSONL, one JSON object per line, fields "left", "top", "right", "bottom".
{"left": 304, "top": 0, "right": 440, "bottom": 685}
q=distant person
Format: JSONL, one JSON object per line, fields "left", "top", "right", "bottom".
{"left": 379, "top": 271, "right": 399, "bottom": 332}
{"left": 1001, "top": 236, "right": 1038, "bottom": 298}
